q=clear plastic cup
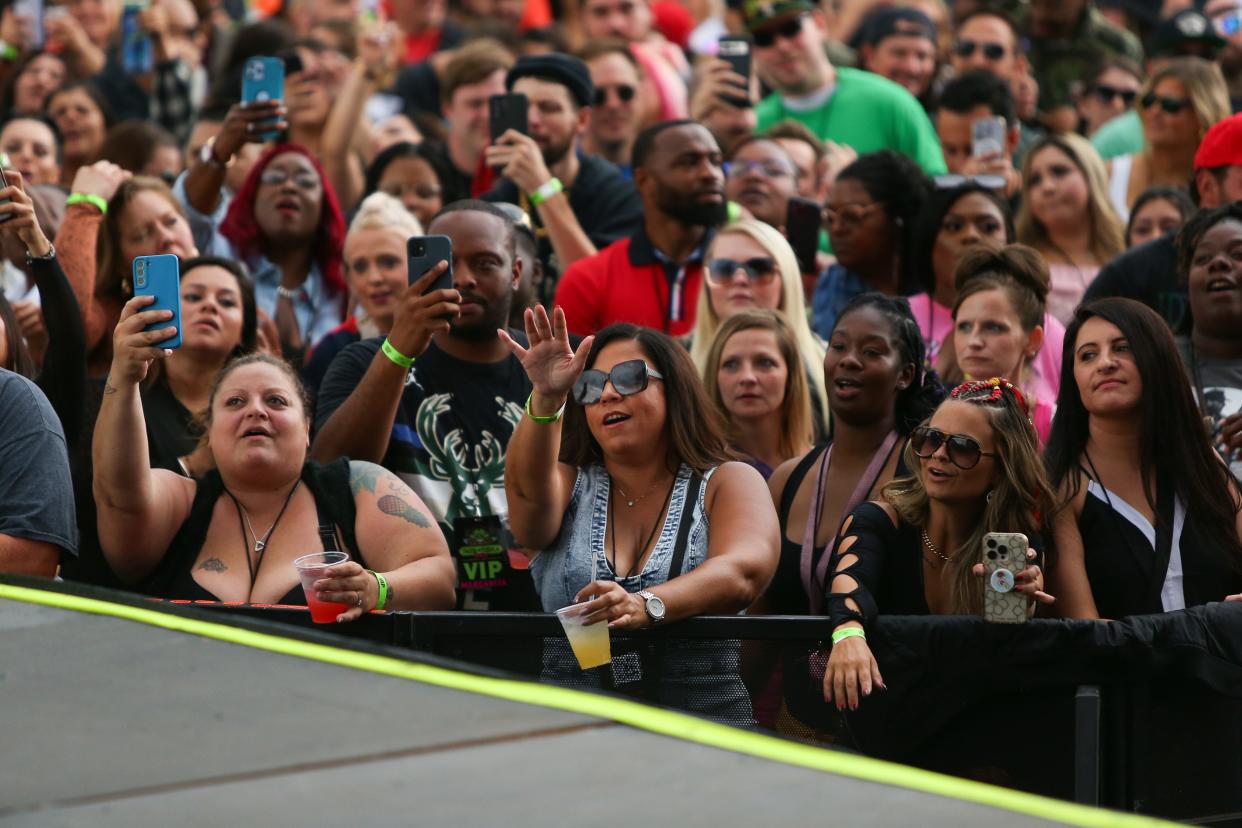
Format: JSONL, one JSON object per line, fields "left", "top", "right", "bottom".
{"left": 555, "top": 602, "right": 611, "bottom": 669}
{"left": 293, "top": 551, "right": 351, "bottom": 623}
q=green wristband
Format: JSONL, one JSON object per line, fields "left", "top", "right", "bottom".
{"left": 524, "top": 391, "right": 565, "bottom": 424}
{"left": 831, "top": 626, "right": 866, "bottom": 645}
{"left": 369, "top": 569, "right": 389, "bottom": 611}
{"left": 67, "top": 193, "right": 108, "bottom": 214}
{"left": 528, "top": 177, "right": 563, "bottom": 206}
{"left": 381, "top": 338, "right": 415, "bottom": 369}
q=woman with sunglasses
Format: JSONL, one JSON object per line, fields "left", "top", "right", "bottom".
{"left": 1106, "top": 58, "right": 1230, "bottom": 221}
{"left": 1074, "top": 59, "right": 1143, "bottom": 140}
{"left": 1045, "top": 298, "right": 1242, "bottom": 619}
{"left": 823, "top": 377, "right": 1056, "bottom": 710}
{"left": 501, "top": 308, "right": 779, "bottom": 724}
{"left": 690, "top": 218, "right": 830, "bottom": 436}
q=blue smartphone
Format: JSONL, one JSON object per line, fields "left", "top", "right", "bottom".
{"left": 120, "top": 0, "right": 152, "bottom": 75}
{"left": 133, "top": 254, "right": 182, "bottom": 349}
{"left": 241, "top": 56, "right": 285, "bottom": 141}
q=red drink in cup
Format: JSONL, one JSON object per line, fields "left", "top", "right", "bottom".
{"left": 293, "top": 551, "right": 351, "bottom": 624}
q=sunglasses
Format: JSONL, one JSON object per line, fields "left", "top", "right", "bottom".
{"left": 910, "top": 426, "right": 996, "bottom": 470}
{"left": 1092, "top": 83, "right": 1137, "bottom": 106}
{"left": 593, "top": 84, "right": 636, "bottom": 105}
{"left": 1140, "top": 93, "right": 1191, "bottom": 114}
{"left": 953, "top": 39, "right": 1006, "bottom": 61}
{"left": 933, "top": 173, "right": 1006, "bottom": 191}
{"left": 572, "top": 358, "right": 664, "bottom": 405}
{"left": 753, "top": 15, "right": 805, "bottom": 48}
{"left": 707, "top": 256, "right": 778, "bottom": 284}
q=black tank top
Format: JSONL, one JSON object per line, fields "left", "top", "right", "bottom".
{"left": 141, "top": 458, "right": 365, "bottom": 604}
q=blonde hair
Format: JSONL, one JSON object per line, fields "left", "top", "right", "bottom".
{"left": 1141, "top": 57, "right": 1231, "bottom": 141}
{"left": 348, "top": 191, "right": 422, "bottom": 239}
{"left": 1016, "top": 133, "right": 1125, "bottom": 265}
{"left": 702, "top": 309, "right": 814, "bottom": 462}
{"left": 691, "top": 218, "right": 830, "bottom": 433}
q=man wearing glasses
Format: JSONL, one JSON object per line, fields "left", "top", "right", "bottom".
{"left": 578, "top": 41, "right": 645, "bottom": 179}
{"left": 746, "top": 0, "right": 945, "bottom": 176}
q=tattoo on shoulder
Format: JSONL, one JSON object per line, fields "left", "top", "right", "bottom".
{"left": 377, "top": 494, "right": 432, "bottom": 529}
{"left": 349, "top": 461, "right": 387, "bottom": 497}
{"left": 197, "top": 557, "right": 227, "bottom": 573}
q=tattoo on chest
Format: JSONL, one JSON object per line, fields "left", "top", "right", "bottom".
{"left": 377, "top": 494, "right": 432, "bottom": 528}
{"left": 197, "top": 557, "right": 228, "bottom": 573}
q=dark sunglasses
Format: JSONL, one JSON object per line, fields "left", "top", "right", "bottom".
{"left": 1092, "top": 83, "right": 1137, "bottom": 106}
{"left": 572, "top": 358, "right": 664, "bottom": 405}
{"left": 707, "top": 256, "right": 778, "bottom": 284}
{"left": 1140, "top": 93, "right": 1191, "bottom": 114}
{"left": 953, "top": 39, "right": 1006, "bottom": 60}
{"left": 593, "top": 84, "right": 636, "bottom": 105}
{"left": 753, "top": 15, "right": 805, "bottom": 48}
{"left": 910, "top": 426, "right": 996, "bottom": 470}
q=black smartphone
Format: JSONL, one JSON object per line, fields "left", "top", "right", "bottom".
{"left": 718, "top": 35, "right": 753, "bottom": 108}
{"left": 0, "top": 164, "right": 12, "bottom": 224}
{"left": 489, "top": 92, "right": 528, "bottom": 144}
{"left": 408, "top": 235, "right": 454, "bottom": 294}
{"left": 786, "top": 197, "right": 822, "bottom": 274}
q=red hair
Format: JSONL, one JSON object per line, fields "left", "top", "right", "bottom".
{"left": 219, "top": 143, "right": 347, "bottom": 301}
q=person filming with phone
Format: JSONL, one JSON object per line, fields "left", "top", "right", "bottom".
{"left": 822, "top": 378, "right": 1056, "bottom": 711}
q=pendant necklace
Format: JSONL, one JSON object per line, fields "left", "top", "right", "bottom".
{"left": 225, "top": 480, "right": 302, "bottom": 589}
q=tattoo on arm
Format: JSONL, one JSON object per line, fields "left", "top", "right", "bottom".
{"left": 349, "top": 462, "right": 385, "bottom": 497}
{"left": 104, "top": 382, "right": 117, "bottom": 395}
{"left": 377, "top": 494, "right": 432, "bottom": 529}
{"left": 197, "top": 557, "right": 227, "bottom": 573}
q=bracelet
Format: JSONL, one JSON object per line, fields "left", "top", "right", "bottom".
{"left": 381, "top": 337, "right": 415, "bottom": 369}
{"left": 66, "top": 193, "right": 108, "bottom": 214}
{"left": 275, "top": 285, "right": 299, "bottom": 302}
{"left": 368, "top": 570, "right": 389, "bottom": 611}
{"left": 528, "top": 177, "right": 563, "bottom": 206}
{"left": 524, "top": 391, "right": 564, "bottom": 424}
{"left": 831, "top": 626, "right": 866, "bottom": 645}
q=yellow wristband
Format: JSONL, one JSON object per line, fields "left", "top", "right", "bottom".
{"left": 369, "top": 570, "right": 389, "bottom": 611}
{"left": 67, "top": 193, "right": 108, "bottom": 214}
{"left": 528, "top": 178, "right": 563, "bottom": 206}
{"left": 524, "top": 392, "right": 564, "bottom": 424}
{"left": 381, "top": 338, "right": 415, "bottom": 369}
{"left": 831, "top": 626, "right": 866, "bottom": 645}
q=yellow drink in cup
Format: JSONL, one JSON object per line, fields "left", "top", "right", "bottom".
{"left": 555, "top": 602, "right": 611, "bottom": 669}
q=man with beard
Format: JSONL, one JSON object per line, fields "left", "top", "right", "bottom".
{"left": 555, "top": 120, "right": 726, "bottom": 337}
{"left": 483, "top": 53, "right": 642, "bottom": 280}
{"left": 312, "top": 200, "right": 539, "bottom": 612}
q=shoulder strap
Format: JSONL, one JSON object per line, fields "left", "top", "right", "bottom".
{"left": 778, "top": 443, "right": 829, "bottom": 524}
{"left": 303, "top": 458, "right": 361, "bottom": 561}
{"left": 665, "top": 472, "right": 703, "bottom": 580}
{"left": 1149, "top": 474, "right": 1175, "bottom": 608}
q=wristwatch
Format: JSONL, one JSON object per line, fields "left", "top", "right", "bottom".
{"left": 26, "top": 242, "right": 56, "bottom": 264}
{"left": 199, "top": 136, "right": 234, "bottom": 169}
{"left": 638, "top": 590, "right": 666, "bottom": 624}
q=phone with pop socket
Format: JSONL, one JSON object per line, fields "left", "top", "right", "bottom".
{"left": 981, "top": 531, "right": 1029, "bottom": 624}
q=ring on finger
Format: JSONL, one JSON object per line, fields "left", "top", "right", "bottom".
{"left": 355, "top": 591, "right": 363, "bottom": 607}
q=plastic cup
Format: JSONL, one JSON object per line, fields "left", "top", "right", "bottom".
{"left": 555, "top": 602, "right": 611, "bottom": 670}
{"left": 293, "top": 551, "right": 351, "bottom": 623}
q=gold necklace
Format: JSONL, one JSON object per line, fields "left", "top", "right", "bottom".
{"left": 614, "top": 477, "right": 664, "bottom": 508}
{"left": 922, "top": 528, "right": 952, "bottom": 564}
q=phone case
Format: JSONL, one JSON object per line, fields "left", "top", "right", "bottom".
{"left": 971, "top": 116, "right": 1006, "bottom": 158}
{"left": 0, "top": 166, "right": 11, "bottom": 224}
{"left": 133, "top": 254, "right": 182, "bottom": 350}
{"left": 242, "top": 57, "right": 285, "bottom": 141}
{"left": 981, "top": 532, "right": 1029, "bottom": 624}
{"left": 14, "top": 0, "right": 44, "bottom": 51}
{"left": 489, "top": 93, "right": 528, "bottom": 144}
{"left": 786, "top": 197, "right": 821, "bottom": 273}
{"left": 718, "top": 35, "right": 752, "bottom": 108}
{"left": 408, "top": 235, "right": 453, "bottom": 293}
{"left": 120, "top": 2, "right": 152, "bottom": 75}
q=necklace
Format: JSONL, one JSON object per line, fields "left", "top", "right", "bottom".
{"left": 225, "top": 480, "right": 302, "bottom": 589}
{"left": 608, "top": 476, "right": 677, "bottom": 577}
{"left": 922, "top": 528, "right": 952, "bottom": 564}
{"left": 614, "top": 476, "right": 665, "bottom": 508}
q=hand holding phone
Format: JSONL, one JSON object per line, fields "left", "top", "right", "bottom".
{"left": 971, "top": 116, "right": 1007, "bottom": 159}
{"left": 384, "top": 236, "right": 457, "bottom": 362}
{"left": 980, "top": 532, "right": 1030, "bottom": 624}
{"left": 241, "top": 57, "right": 286, "bottom": 141}
{"left": 489, "top": 93, "right": 528, "bottom": 145}
{"left": 132, "top": 254, "right": 182, "bottom": 349}
{"left": 717, "top": 35, "right": 753, "bottom": 108}
{"left": 786, "top": 197, "right": 822, "bottom": 274}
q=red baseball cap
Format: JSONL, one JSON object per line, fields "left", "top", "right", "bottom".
{"left": 1195, "top": 114, "right": 1242, "bottom": 170}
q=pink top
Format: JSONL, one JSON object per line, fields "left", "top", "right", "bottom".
{"left": 1046, "top": 263, "right": 1100, "bottom": 325}
{"left": 907, "top": 292, "right": 1065, "bottom": 413}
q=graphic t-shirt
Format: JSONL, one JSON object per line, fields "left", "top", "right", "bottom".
{"left": 1177, "top": 337, "right": 1242, "bottom": 481}
{"left": 315, "top": 335, "right": 536, "bottom": 609}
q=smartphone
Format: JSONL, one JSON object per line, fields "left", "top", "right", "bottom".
{"left": 14, "top": 0, "right": 44, "bottom": 51}
{"left": 971, "top": 116, "right": 1007, "bottom": 159}
{"left": 133, "top": 254, "right": 182, "bottom": 350}
{"left": 489, "top": 93, "right": 528, "bottom": 144}
{"left": 407, "top": 235, "right": 453, "bottom": 295}
{"left": 718, "top": 35, "right": 753, "bottom": 108}
{"left": 0, "top": 163, "right": 12, "bottom": 224}
{"left": 241, "top": 56, "right": 286, "bottom": 141}
{"left": 786, "top": 197, "right": 822, "bottom": 274}
{"left": 120, "top": 0, "right": 152, "bottom": 75}
{"left": 981, "top": 532, "right": 1029, "bottom": 624}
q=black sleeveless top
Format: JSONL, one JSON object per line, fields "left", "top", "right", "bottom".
{"left": 140, "top": 458, "right": 366, "bottom": 603}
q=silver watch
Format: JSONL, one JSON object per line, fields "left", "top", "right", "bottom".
{"left": 638, "top": 590, "right": 666, "bottom": 624}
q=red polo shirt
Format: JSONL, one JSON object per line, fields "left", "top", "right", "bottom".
{"left": 555, "top": 226, "right": 712, "bottom": 338}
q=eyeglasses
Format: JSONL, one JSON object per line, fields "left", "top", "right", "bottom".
{"left": 752, "top": 15, "right": 805, "bottom": 48}
{"left": 259, "top": 168, "right": 321, "bottom": 190}
{"left": 933, "top": 173, "right": 1007, "bottom": 191}
{"left": 1213, "top": 9, "right": 1242, "bottom": 37}
{"left": 1140, "top": 93, "right": 1191, "bottom": 114}
{"left": 706, "top": 256, "right": 779, "bottom": 284}
{"left": 593, "top": 84, "right": 636, "bottom": 105}
{"left": 572, "top": 358, "right": 664, "bottom": 405}
{"left": 910, "top": 426, "right": 996, "bottom": 470}
{"left": 824, "top": 202, "right": 880, "bottom": 229}
{"left": 1092, "top": 83, "right": 1137, "bottom": 106}
{"left": 723, "top": 159, "right": 796, "bottom": 179}
{"left": 953, "top": 39, "right": 1006, "bottom": 61}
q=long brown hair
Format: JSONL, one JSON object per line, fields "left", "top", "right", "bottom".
{"left": 560, "top": 324, "right": 733, "bottom": 473}
{"left": 96, "top": 177, "right": 189, "bottom": 300}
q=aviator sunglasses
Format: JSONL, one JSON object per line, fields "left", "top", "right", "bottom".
{"left": 910, "top": 426, "right": 996, "bottom": 470}
{"left": 572, "top": 358, "right": 664, "bottom": 405}
{"left": 707, "top": 256, "right": 778, "bottom": 284}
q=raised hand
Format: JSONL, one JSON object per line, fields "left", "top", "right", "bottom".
{"left": 498, "top": 305, "right": 594, "bottom": 405}
{"left": 69, "top": 161, "right": 131, "bottom": 205}
{"left": 109, "top": 294, "right": 177, "bottom": 386}
{"left": 386, "top": 261, "right": 459, "bottom": 361}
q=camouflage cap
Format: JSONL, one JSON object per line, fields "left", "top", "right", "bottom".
{"left": 740, "top": 0, "right": 813, "bottom": 33}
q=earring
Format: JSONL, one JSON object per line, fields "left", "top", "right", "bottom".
{"left": 986, "top": 490, "right": 994, "bottom": 504}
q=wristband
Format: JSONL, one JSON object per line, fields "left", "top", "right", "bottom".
{"left": 0, "top": 42, "right": 18, "bottom": 62}
{"left": 528, "top": 177, "right": 563, "bottom": 206}
{"left": 831, "top": 626, "right": 866, "bottom": 645}
{"left": 524, "top": 391, "right": 564, "bottom": 424}
{"left": 67, "top": 193, "right": 108, "bottom": 214}
{"left": 381, "top": 337, "right": 415, "bottom": 369}
{"left": 368, "top": 569, "right": 389, "bottom": 611}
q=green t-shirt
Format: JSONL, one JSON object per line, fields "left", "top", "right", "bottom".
{"left": 1091, "top": 110, "right": 1144, "bottom": 160}
{"left": 756, "top": 67, "right": 947, "bottom": 175}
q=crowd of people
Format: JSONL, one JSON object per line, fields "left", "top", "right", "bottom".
{"left": 3, "top": 0, "right": 1242, "bottom": 735}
